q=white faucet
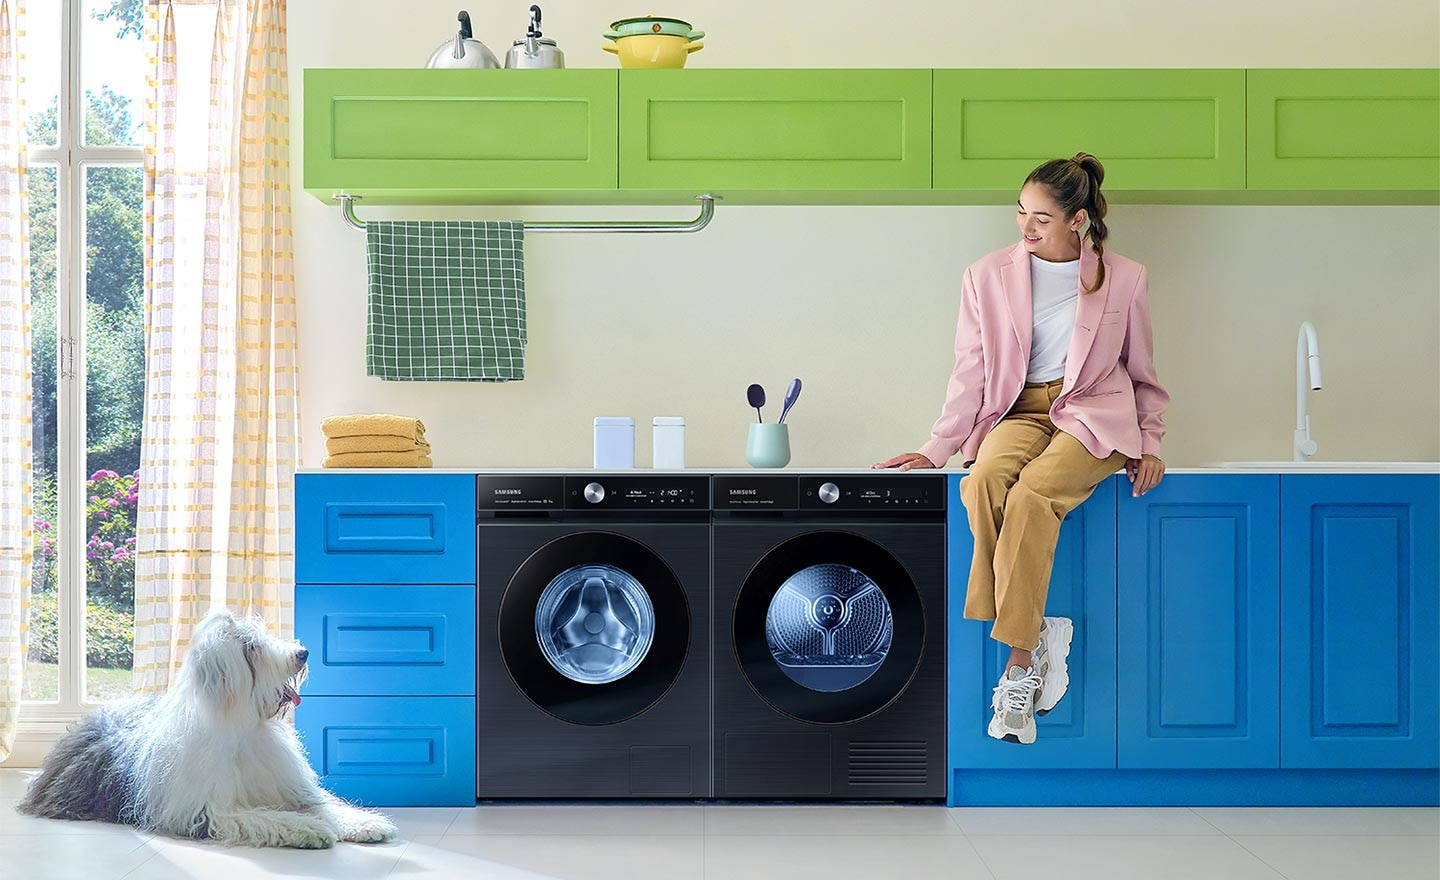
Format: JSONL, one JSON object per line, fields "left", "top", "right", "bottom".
{"left": 1295, "top": 320, "right": 1323, "bottom": 461}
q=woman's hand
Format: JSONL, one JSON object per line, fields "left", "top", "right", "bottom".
{"left": 872, "top": 452, "right": 936, "bottom": 471}
{"left": 1126, "top": 454, "right": 1165, "bottom": 496}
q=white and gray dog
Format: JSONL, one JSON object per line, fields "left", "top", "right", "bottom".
{"left": 18, "top": 608, "right": 397, "bottom": 848}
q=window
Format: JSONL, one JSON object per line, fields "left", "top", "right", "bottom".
{"left": 24, "top": 0, "right": 147, "bottom": 712}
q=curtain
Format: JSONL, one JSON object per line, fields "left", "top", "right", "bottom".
{"left": 0, "top": 0, "right": 29, "bottom": 761}
{"left": 135, "top": 0, "right": 299, "bottom": 691}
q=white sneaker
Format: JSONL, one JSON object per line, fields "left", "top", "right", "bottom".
{"left": 1033, "top": 616, "right": 1074, "bottom": 716}
{"left": 988, "top": 665, "right": 1041, "bottom": 745}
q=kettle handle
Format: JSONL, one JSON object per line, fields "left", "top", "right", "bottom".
{"left": 457, "top": 9, "right": 473, "bottom": 40}
{"left": 528, "top": 5, "right": 542, "bottom": 38}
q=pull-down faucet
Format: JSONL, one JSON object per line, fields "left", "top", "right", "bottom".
{"left": 1295, "top": 321, "right": 1323, "bottom": 461}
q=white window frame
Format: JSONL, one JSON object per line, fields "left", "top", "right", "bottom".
{"left": 21, "top": 0, "right": 146, "bottom": 733}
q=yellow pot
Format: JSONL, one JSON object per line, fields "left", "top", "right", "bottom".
{"left": 601, "top": 33, "right": 703, "bottom": 69}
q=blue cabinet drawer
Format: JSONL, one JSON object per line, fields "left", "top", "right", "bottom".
{"left": 296, "top": 696, "right": 476, "bottom": 807}
{"left": 296, "top": 473, "right": 476, "bottom": 584}
{"left": 296, "top": 585, "right": 475, "bottom": 696}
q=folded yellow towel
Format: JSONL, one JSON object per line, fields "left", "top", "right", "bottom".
{"left": 322, "top": 451, "right": 434, "bottom": 469}
{"left": 325, "top": 435, "right": 433, "bottom": 456}
{"left": 321, "top": 414, "right": 427, "bottom": 441}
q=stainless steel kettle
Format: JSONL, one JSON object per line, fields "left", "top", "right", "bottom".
{"left": 425, "top": 10, "right": 501, "bottom": 69}
{"left": 504, "top": 5, "right": 565, "bottom": 69}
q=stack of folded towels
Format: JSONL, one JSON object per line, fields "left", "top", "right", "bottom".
{"left": 321, "top": 414, "right": 432, "bottom": 468}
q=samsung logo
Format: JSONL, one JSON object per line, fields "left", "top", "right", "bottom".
{"left": 495, "top": 489, "right": 523, "bottom": 495}
{"left": 729, "top": 489, "right": 757, "bottom": 495}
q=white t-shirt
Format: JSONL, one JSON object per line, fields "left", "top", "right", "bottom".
{"left": 1026, "top": 254, "right": 1081, "bottom": 383}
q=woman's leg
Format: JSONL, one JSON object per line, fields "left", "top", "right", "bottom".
{"left": 959, "top": 397, "right": 1052, "bottom": 624}
{"left": 991, "top": 430, "right": 1128, "bottom": 656}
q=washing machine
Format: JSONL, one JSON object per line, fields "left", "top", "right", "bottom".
{"left": 476, "top": 474, "right": 711, "bottom": 798}
{"left": 713, "top": 473, "right": 946, "bottom": 800}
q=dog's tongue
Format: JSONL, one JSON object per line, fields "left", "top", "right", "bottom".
{"left": 283, "top": 685, "right": 301, "bottom": 707}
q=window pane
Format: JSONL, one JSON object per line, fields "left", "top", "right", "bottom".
{"left": 24, "top": 165, "right": 59, "bottom": 703}
{"left": 83, "top": 164, "right": 142, "bottom": 702}
{"left": 83, "top": 0, "right": 147, "bottom": 147}
{"left": 25, "top": 0, "right": 60, "bottom": 146}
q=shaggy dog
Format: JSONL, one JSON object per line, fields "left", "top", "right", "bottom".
{"left": 18, "top": 608, "right": 397, "bottom": 849}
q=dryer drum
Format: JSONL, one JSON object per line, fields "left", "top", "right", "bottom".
{"left": 765, "top": 563, "right": 894, "bottom": 692}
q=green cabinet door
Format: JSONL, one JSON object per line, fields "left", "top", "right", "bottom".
{"left": 934, "top": 70, "right": 1246, "bottom": 193}
{"left": 619, "top": 70, "right": 931, "bottom": 193}
{"left": 1248, "top": 69, "right": 1440, "bottom": 191}
{"left": 303, "top": 69, "right": 617, "bottom": 203}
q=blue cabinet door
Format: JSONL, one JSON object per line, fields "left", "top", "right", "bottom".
{"left": 949, "top": 475, "right": 1118, "bottom": 773}
{"left": 1280, "top": 474, "right": 1440, "bottom": 768}
{"left": 296, "top": 695, "right": 477, "bottom": 807}
{"left": 295, "top": 584, "right": 477, "bottom": 697}
{"left": 1117, "top": 475, "right": 1280, "bottom": 768}
{"left": 296, "top": 473, "right": 477, "bottom": 585}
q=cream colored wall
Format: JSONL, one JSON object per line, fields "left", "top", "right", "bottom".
{"left": 288, "top": 1, "right": 1440, "bottom": 468}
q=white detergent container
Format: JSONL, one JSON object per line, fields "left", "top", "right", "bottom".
{"left": 652, "top": 417, "right": 685, "bottom": 468}
{"left": 594, "top": 417, "right": 635, "bottom": 468}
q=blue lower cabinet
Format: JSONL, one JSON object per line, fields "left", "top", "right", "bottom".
{"left": 1280, "top": 474, "right": 1440, "bottom": 769}
{"left": 1117, "top": 475, "right": 1280, "bottom": 768}
{"left": 948, "top": 475, "right": 1118, "bottom": 785}
{"left": 295, "top": 584, "right": 476, "bottom": 696}
{"left": 296, "top": 696, "right": 476, "bottom": 806}
{"left": 296, "top": 473, "right": 477, "bottom": 585}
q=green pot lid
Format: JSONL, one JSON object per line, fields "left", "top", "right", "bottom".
{"left": 605, "top": 15, "right": 702, "bottom": 40}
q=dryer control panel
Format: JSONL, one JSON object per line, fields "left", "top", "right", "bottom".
{"left": 714, "top": 475, "right": 945, "bottom": 512}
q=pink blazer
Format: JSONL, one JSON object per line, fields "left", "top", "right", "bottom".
{"left": 918, "top": 242, "right": 1169, "bottom": 468}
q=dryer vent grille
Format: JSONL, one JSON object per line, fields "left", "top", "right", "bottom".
{"left": 847, "top": 741, "right": 928, "bottom": 786}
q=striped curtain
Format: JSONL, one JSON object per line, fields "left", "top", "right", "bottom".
{"left": 0, "top": 0, "right": 29, "bottom": 761}
{"left": 135, "top": 0, "right": 299, "bottom": 692}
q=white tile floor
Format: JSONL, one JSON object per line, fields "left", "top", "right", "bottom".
{"left": 1, "top": 770, "right": 1436, "bottom": 879}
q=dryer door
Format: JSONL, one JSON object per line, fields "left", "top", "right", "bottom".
{"left": 733, "top": 530, "right": 925, "bottom": 724}
{"left": 499, "top": 531, "right": 690, "bottom": 725}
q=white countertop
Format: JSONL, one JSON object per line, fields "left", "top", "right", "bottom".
{"left": 297, "top": 463, "right": 1440, "bottom": 475}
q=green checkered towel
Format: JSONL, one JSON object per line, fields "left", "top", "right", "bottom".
{"left": 365, "top": 220, "right": 526, "bottom": 381}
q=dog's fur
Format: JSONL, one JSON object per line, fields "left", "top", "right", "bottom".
{"left": 18, "top": 608, "right": 397, "bottom": 849}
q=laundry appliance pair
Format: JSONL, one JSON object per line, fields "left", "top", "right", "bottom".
{"left": 475, "top": 472, "right": 946, "bottom": 800}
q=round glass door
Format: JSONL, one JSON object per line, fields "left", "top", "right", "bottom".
{"left": 733, "top": 531, "right": 924, "bottom": 725}
{"left": 536, "top": 564, "right": 656, "bottom": 685}
{"left": 766, "top": 564, "right": 893, "bottom": 692}
{"left": 500, "top": 532, "right": 690, "bottom": 725}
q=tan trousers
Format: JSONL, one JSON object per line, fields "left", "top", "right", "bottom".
{"left": 959, "top": 379, "right": 1127, "bottom": 649}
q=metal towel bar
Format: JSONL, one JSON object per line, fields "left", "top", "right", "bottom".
{"left": 333, "top": 194, "right": 717, "bottom": 234}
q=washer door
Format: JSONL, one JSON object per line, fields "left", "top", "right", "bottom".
{"left": 500, "top": 531, "right": 690, "bottom": 725}
{"left": 734, "top": 530, "right": 924, "bottom": 724}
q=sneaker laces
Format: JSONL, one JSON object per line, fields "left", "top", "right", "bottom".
{"left": 993, "top": 671, "right": 1042, "bottom": 715}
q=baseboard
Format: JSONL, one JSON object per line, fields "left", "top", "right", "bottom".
{"left": 0, "top": 725, "right": 66, "bottom": 768}
{"left": 949, "top": 768, "right": 1440, "bottom": 806}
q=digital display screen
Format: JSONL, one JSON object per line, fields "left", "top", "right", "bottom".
{"left": 887, "top": 488, "right": 926, "bottom": 499}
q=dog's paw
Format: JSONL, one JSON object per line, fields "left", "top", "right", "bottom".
{"left": 292, "top": 827, "right": 339, "bottom": 849}
{"left": 341, "top": 814, "right": 398, "bottom": 844}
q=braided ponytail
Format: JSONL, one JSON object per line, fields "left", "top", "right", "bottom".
{"left": 1024, "top": 152, "right": 1109, "bottom": 292}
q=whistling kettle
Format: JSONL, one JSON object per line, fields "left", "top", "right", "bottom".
{"left": 425, "top": 10, "right": 501, "bottom": 69}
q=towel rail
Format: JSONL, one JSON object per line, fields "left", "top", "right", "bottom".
{"left": 333, "top": 194, "right": 717, "bottom": 234}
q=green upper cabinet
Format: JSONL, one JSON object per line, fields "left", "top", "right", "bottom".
{"left": 618, "top": 70, "right": 932, "bottom": 193}
{"left": 934, "top": 70, "right": 1247, "bottom": 193}
{"left": 303, "top": 69, "right": 617, "bottom": 204}
{"left": 1247, "top": 69, "right": 1440, "bottom": 191}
